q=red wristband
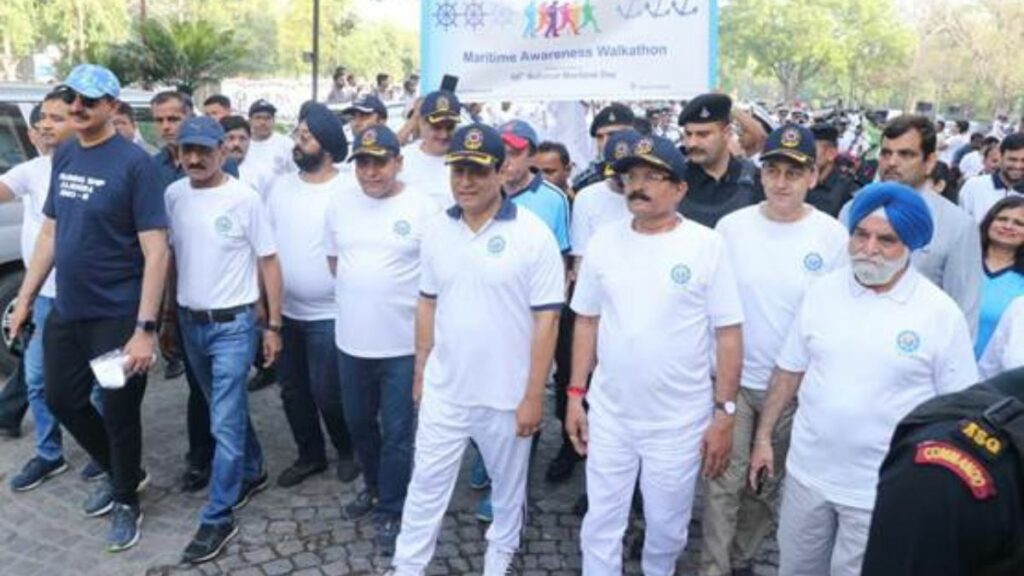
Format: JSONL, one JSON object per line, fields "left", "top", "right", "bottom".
{"left": 567, "top": 386, "right": 587, "bottom": 398}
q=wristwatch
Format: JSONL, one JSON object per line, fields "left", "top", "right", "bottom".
{"left": 715, "top": 400, "right": 737, "bottom": 416}
{"left": 135, "top": 320, "right": 158, "bottom": 333}
{"left": 264, "top": 322, "right": 283, "bottom": 334}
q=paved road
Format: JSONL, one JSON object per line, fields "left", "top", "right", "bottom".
{"left": 0, "top": 369, "right": 780, "bottom": 575}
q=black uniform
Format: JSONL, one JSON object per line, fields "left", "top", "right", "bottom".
{"left": 679, "top": 155, "right": 763, "bottom": 228}
{"left": 862, "top": 368, "right": 1024, "bottom": 576}
{"left": 806, "top": 167, "right": 858, "bottom": 217}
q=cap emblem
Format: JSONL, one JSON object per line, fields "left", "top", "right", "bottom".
{"left": 361, "top": 129, "right": 378, "bottom": 147}
{"left": 614, "top": 140, "right": 630, "bottom": 159}
{"left": 781, "top": 128, "right": 801, "bottom": 148}
{"left": 699, "top": 107, "right": 711, "bottom": 119}
{"left": 464, "top": 128, "right": 484, "bottom": 150}
{"left": 634, "top": 137, "right": 654, "bottom": 155}
{"left": 436, "top": 95, "right": 450, "bottom": 112}
{"left": 608, "top": 111, "right": 617, "bottom": 122}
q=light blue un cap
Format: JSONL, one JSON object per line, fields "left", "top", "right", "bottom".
{"left": 61, "top": 64, "right": 121, "bottom": 99}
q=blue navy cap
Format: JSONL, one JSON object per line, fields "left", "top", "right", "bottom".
{"left": 350, "top": 125, "right": 401, "bottom": 160}
{"left": 178, "top": 116, "right": 225, "bottom": 149}
{"left": 498, "top": 119, "right": 538, "bottom": 150}
{"left": 602, "top": 129, "right": 642, "bottom": 177}
{"left": 446, "top": 123, "right": 505, "bottom": 168}
{"left": 342, "top": 95, "right": 388, "bottom": 120}
{"left": 248, "top": 99, "right": 277, "bottom": 117}
{"left": 420, "top": 90, "right": 461, "bottom": 125}
{"left": 761, "top": 124, "right": 816, "bottom": 167}
{"left": 612, "top": 135, "right": 688, "bottom": 180}
{"left": 61, "top": 64, "right": 120, "bottom": 99}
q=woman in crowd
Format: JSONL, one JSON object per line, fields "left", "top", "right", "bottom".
{"left": 975, "top": 196, "right": 1024, "bottom": 359}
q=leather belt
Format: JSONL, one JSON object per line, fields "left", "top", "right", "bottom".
{"left": 182, "top": 303, "right": 254, "bottom": 325}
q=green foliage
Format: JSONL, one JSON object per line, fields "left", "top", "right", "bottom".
{"left": 37, "top": 0, "right": 130, "bottom": 65}
{"left": 277, "top": 0, "right": 354, "bottom": 76}
{"left": 0, "top": 0, "right": 37, "bottom": 79}
{"left": 333, "top": 23, "right": 420, "bottom": 80}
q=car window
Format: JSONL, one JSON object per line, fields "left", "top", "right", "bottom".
{"left": 131, "top": 106, "right": 162, "bottom": 151}
{"left": 0, "top": 103, "right": 32, "bottom": 175}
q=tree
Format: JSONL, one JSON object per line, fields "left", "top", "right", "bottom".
{"left": 0, "top": 0, "right": 37, "bottom": 80}
{"left": 277, "top": 0, "right": 354, "bottom": 76}
{"left": 37, "top": 0, "right": 130, "bottom": 66}
{"left": 337, "top": 23, "right": 419, "bottom": 81}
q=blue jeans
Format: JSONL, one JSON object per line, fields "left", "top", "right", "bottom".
{"left": 279, "top": 317, "right": 351, "bottom": 464}
{"left": 337, "top": 350, "right": 415, "bottom": 518}
{"left": 178, "top": 307, "right": 264, "bottom": 526}
{"left": 26, "top": 296, "right": 103, "bottom": 461}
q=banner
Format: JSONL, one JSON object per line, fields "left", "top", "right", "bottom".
{"left": 420, "top": 0, "right": 718, "bottom": 101}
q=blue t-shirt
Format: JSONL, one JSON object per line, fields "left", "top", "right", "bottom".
{"left": 974, "top": 266, "right": 1024, "bottom": 358}
{"left": 44, "top": 135, "right": 168, "bottom": 321}
{"left": 508, "top": 173, "right": 571, "bottom": 253}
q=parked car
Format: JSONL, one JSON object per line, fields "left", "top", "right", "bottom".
{"left": 0, "top": 83, "right": 156, "bottom": 372}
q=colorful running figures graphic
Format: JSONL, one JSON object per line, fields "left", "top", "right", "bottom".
{"left": 523, "top": 0, "right": 601, "bottom": 38}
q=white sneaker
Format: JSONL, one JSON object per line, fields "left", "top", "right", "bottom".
{"left": 483, "top": 548, "right": 516, "bottom": 575}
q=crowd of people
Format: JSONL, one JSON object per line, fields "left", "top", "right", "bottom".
{"left": 0, "top": 61, "right": 1022, "bottom": 576}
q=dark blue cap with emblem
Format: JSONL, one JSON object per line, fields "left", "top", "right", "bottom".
{"left": 342, "top": 94, "right": 388, "bottom": 120}
{"left": 762, "top": 123, "right": 817, "bottom": 167}
{"left": 178, "top": 116, "right": 225, "bottom": 149}
{"left": 420, "top": 90, "right": 461, "bottom": 125}
{"left": 248, "top": 99, "right": 276, "bottom": 117}
{"left": 446, "top": 123, "right": 505, "bottom": 168}
{"left": 602, "top": 129, "right": 642, "bottom": 177}
{"left": 612, "top": 135, "right": 688, "bottom": 180}
{"left": 349, "top": 125, "right": 401, "bottom": 160}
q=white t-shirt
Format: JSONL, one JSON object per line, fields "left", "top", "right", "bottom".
{"left": 716, "top": 205, "right": 849, "bottom": 390}
{"left": 958, "top": 173, "right": 1023, "bottom": 223}
{"left": 978, "top": 296, "right": 1024, "bottom": 378}
{"left": 778, "top": 267, "right": 979, "bottom": 509}
{"left": 266, "top": 172, "right": 340, "bottom": 321}
{"left": 400, "top": 144, "right": 452, "bottom": 208}
{"left": 239, "top": 158, "right": 276, "bottom": 203}
{"left": 166, "top": 176, "right": 276, "bottom": 310}
{"left": 958, "top": 150, "right": 984, "bottom": 180}
{"left": 324, "top": 183, "right": 443, "bottom": 357}
{"left": 569, "top": 180, "right": 629, "bottom": 258}
{"left": 0, "top": 156, "right": 57, "bottom": 298}
{"left": 941, "top": 133, "right": 968, "bottom": 165}
{"left": 571, "top": 217, "right": 744, "bottom": 429}
{"left": 420, "top": 201, "right": 565, "bottom": 411}
{"left": 247, "top": 132, "right": 296, "bottom": 177}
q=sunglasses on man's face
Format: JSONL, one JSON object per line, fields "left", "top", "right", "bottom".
{"left": 58, "top": 89, "right": 105, "bottom": 108}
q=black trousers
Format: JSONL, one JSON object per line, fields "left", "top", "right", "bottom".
{"left": 44, "top": 310, "right": 146, "bottom": 505}
{"left": 552, "top": 303, "right": 575, "bottom": 447}
{"left": 0, "top": 359, "right": 28, "bottom": 429}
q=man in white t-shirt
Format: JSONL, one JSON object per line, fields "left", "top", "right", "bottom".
{"left": 247, "top": 99, "right": 296, "bottom": 177}
{"left": 325, "top": 125, "right": 442, "bottom": 555}
{"left": 265, "top": 103, "right": 359, "bottom": 490}
{"left": 958, "top": 133, "right": 1024, "bottom": 223}
{"left": 0, "top": 91, "right": 82, "bottom": 491}
{"left": 701, "top": 125, "right": 850, "bottom": 576}
{"left": 567, "top": 135, "right": 744, "bottom": 575}
{"left": 166, "top": 117, "right": 284, "bottom": 565}
{"left": 389, "top": 124, "right": 564, "bottom": 575}
{"left": 399, "top": 90, "right": 462, "bottom": 207}
{"left": 750, "top": 183, "right": 979, "bottom": 576}
{"left": 220, "top": 115, "right": 275, "bottom": 202}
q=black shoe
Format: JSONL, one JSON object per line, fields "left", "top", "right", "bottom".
{"left": 181, "top": 521, "right": 238, "bottom": 564}
{"left": 376, "top": 517, "right": 400, "bottom": 556}
{"left": 233, "top": 470, "right": 269, "bottom": 511}
{"left": 0, "top": 423, "right": 21, "bottom": 439}
{"left": 341, "top": 489, "right": 378, "bottom": 521}
{"left": 180, "top": 466, "right": 210, "bottom": 493}
{"left": 545, "top": 442, "right": 581, "bottom": 483}
{"left": 336, "top": 457, "right": 361, "bottom": 484}
{"left": 246, "top": 368, "right": 276, "bottom": 392}
{"left": 572, "top": 493, "right": 588, "bottom": 517}
{"left": 164, "top": 358, "right": 186, "bottom": 380}
{"left": 733, "top": 568, "right": 755, "bottom": 576}
{"left": 277, "top": 460, "right": 327, "bottom": 488}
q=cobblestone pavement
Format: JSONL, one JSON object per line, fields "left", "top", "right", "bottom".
{"left": 0, "top": 370, "right": 780, "bottom": 576}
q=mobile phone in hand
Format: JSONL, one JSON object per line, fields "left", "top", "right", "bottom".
{"left": 755, "top": 468, "right": 768, "bottom": 495}
{"left": 8, "top": 321, "right": 35, "bottom": 358}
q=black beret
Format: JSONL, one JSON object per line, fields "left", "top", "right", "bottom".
{"left": 678, "top": 93, "right": 731, "bottom": 126}
{"left": 590, "top": 103, "right": 635, "bottom": 137}
{"left": 811, "top": 123, "right": 840, "bottom": 144}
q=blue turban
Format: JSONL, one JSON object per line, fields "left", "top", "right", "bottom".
{"left": 848, "top": 182, "right": 933, "bottom": 250}
{"left": 302, "top": 102, "right": 348, "bottom": 163}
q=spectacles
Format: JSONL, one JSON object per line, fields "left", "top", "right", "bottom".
{"left": 621, "top": 171, "right": 674, "bottom": 186}
{"left": 57, "top": 88, "right": 105, "bottom": 108}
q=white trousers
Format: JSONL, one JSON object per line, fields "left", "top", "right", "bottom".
{"left": 392, "top": 393, "right": 532, "bottom": 576}
{"left": 777, "top": 475, "right": 872, "bottom": 576}
{"left": 581, "top": 411, "right": 707, "bottom": 576}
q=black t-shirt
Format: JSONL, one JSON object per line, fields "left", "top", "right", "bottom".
{"left": 44, "top": 135, "right": 167, "bottom": 321}
{"left": 806, "top": 168, "right": 859, "bottom": 218}
{"left": 863, "top": 419, "right": 1023, "bottom": 576}
{"left": 679, "top": 156, "right": 763, "bottom": 228}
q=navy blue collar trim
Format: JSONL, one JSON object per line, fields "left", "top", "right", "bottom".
{"left": 993, "top": 172, "right": 1008, "bottom": 190}
{"left": 506, "top": 173, "right": 544, "bottom": 199}
{"left": 445, "top": 196, "right": 518, "bottom": 221}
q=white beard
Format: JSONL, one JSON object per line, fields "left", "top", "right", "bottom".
{"left": 852, "top": 250, "right": 910, "bottom": 286}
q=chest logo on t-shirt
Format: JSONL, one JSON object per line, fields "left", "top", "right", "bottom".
{"left": 803, "top": 252, "right": 824, "bottom": 272}
{"left": 670, "top": 264, "right": 691, "bottom": 286}
{"left": 896, "top": 330, "right": 921, "bottom": 354}
{"left": 215, "top": 215, "right": 233, "bottom": 236}
{"left": 487, "top": 235, "right": 507, "bottom": 255}
{"left": 393, "top": 219, "right": 412, "bottom": 237}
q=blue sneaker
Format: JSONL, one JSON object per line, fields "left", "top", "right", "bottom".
{"left": 80, "top": 459, "right": 106, "bottom": 482}
{"left": 84, "top": 469, "right": 150, "bottom": 517}
{"left": 106, "top": 503, "right": 143, "bottom": 552}
{"left": 475, "top": 491, "right": 493, "bottom": 523}
{"left": 470, "top": 454, "right": 491, "bottom": 490}
{"left": 10, "top": 456, "right": 68, "bottom": 492}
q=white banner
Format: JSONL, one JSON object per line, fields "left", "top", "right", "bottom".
{"left": 420, "top": 0, "right": 718, "bottom": 101}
